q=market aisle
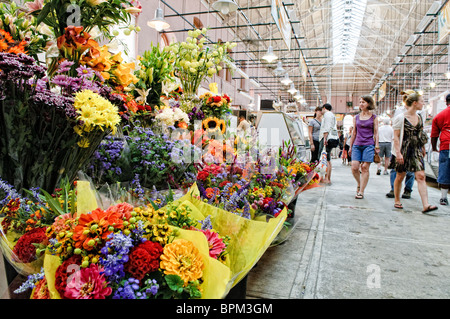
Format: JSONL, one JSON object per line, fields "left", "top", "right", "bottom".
{"left": 247, "top": 159, "right": 450, "bottom": 299}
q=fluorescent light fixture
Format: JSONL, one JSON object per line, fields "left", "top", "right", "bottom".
{"left": 212, "top": 0, "right": 238, "bottom": 15}
{"left": 236, "top": 67, "right": 249, "bottom": 79}
{"left": 281, "top": 74, "right": 293, "bottom": 85}
{"left": 262, "top": 45, "right": 278, "bottom": 63}
{"left": 332, "top": 0, "right": 368, "bottom": 64}
{"left": 250, "top": 79, "right": 261, "bottom": 87}
{"left": 239, "top": 90, "right": 253, "bottom": 100}
{"left": 405, "top": 34, "right": 418, "bottom": 46}
{"left": 416, "top": 1, "right": 441, "bottom": 32}
{"left": 147, "top": 7, "right": 170, "bottom": 32}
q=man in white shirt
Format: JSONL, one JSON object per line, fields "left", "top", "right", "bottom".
{"left": 318, "top": 103, "right": 339, "bottom": 184}
{"left": 377, "top": 118, "right": 394, "bottom": 175}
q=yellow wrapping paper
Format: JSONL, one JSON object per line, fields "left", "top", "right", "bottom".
{"left": 40, "top": 229, "right": 231, "bottom": 299}
{"left": 0, "top": 219, "right": 44, "bottom": 275}
{"left": 76, "top": 181, "right": 99, "bottom": 216}
{"left": 170, "top": 184, "right": 287, "bottom": 289}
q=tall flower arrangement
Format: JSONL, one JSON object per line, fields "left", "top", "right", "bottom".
{"left": 0, "top": 50, "right": 121, "bottom": 193}
{"left": 0, "top": 1, "right": 50, "bottom": 57}
{"left": 132, "top": 43, "right": 175, "bottom": 110}
{"left": 167, "top": 29, "right": 236, "bottom": 112}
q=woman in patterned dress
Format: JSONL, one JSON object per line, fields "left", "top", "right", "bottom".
{"left": 390, "top": 92, "right": 438, "bottom": 213}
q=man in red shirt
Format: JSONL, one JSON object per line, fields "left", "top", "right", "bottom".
{"left": 431, "top": 93, "right": 450, "bottom": 205}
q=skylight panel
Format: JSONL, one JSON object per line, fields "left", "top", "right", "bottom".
{"left": 332, "top": 0, "right": 368, "bottom": 64}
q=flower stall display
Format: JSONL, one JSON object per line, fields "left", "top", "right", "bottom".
{"left": 167, "top": 29, "right": 236, "bottom": 112}
{"left": 0, "top": 51, "right": 123, "bottom": 194}
{"left": 0, "top": 178, "right": 77, "bottom": 275}
{"left": 87, "top": 126, "right": 198, "bottom": 191}
{"left": 0, "top": 1, "right": 50, "bottom": 57}
{"left": 29, "top": 0, "right": 140, "bottom": 74}
{"left": 131, "top": 43, "right": 175, "bottom": 113}
{"left": 12, "top": 181, "right": 232, "bottom": 299}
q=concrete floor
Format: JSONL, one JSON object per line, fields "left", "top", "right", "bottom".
{"left": 247, "top": 158, "right": 450, "bottom": 299}
{"left": 1, "top": 158, "right": 448, "bottom": 299}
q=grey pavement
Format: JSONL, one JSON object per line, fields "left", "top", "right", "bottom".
{"left": 247, "top": 158, "right": 450, "bottom": 299}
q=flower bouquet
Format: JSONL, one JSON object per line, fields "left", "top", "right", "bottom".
{"left": 14, "top": 181, "right": 232, "bottom": 299}
{"left": 0, "top": 177, "right": 77, "bottom": 276}
{"left": 131, "top": 43, "right": 175, "bottom": 113}
{"left": 0, "top": 47, "right": 123, "bottom": 194}
{"left": 0, "top": 1, "right": 50, "bottom": 57}
{"left": 167, "top": 29, "right": 236, "bottom": 112}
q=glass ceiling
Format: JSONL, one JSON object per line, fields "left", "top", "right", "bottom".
{"left": 332, "top": 0, "right": 368, "bottom": 64}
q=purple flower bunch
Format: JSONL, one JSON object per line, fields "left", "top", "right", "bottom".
{"left": 99, "top": 231, "right": 134, "bottom": 284}
{"left": 87, "top": 136, "right": 126, "bottom": 185}
{"left": 112, "top": 277, "right": 159, "bottom": 299}
{"left": 188, "top": 106, "right": 205, "bottom": 122}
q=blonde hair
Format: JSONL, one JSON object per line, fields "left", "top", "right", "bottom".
{"left": 401, "top": 90, "right": 421, "bottom": 107}
{"left": 400, "top": 90, "right": 416, "bottom": 103}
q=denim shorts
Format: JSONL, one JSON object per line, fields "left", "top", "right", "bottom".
{"left": 352, "top": 145, "right": 375, "bottom": 163}
{"left": 438, "top": 150, "right": 450, "bottom": 185}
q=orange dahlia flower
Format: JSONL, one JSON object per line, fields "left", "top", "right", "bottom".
{"left": 160, "top": 239, "right": 204, "bottom": 286}
{"left": 72, "top": 208, "right": 124, "bottom": 251}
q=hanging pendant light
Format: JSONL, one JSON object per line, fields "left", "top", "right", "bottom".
{"left": 262, "top": 45, "right": 278, "bottom": 63}
{"left": 274, "top": 61, "right": 285, "bottom": 75}
{"left": 147, "top": 7, "right": 170, "bottom": 32}
{"left": 281, "top": 74, "right": 292, "bottom": 85}
{"left": 287, "top": 83, "right": 297, "bottom": 95}
{"left": 212, "top": 0, "right": 238, "bottom": 15}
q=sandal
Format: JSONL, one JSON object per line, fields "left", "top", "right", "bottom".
{"left": 422, "top": 205, "right": 438, "bottom": 214}
{"left": 355, "top": 193, "right": 364, "bottom": 199}
{"left": 394, "top": 203, "right": 403, "bottom": 209}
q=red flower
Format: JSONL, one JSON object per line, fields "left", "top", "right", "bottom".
{"left": 213, "top": 96, "right": 222, "bottom": 103}
{"left": 12, "top": 227, "right": 47, "bottom": 263}
{"left": 223, "top": 94, "right": 231, "bottom": 103}
{"left": 197, "top": 171, "right": 209, "bottom": 181}
{"left": 54, "top": 255, "right": 82, "bottom": 298}
{"left": 124, "top": 241, "right": 163, "bottom": 281}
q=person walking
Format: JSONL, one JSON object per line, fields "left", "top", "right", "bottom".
{"left": 344, "top": 126, "right": 353, "bottom": 165}
{"left": 390, "top": 91, "right": 437, "bottom": 213}
{"left": 318, "top": 103, "right": 339, "bottom": 185}
{"left": 348, "top": 95, "right": 379, "bottom": 199}
{"left": 377, "top": 118, "right": 394, "bottom": 175}
{"left": 430, "top": 93, "right": 450, "bottom": 206}
{"left": 308, "top": 106, "right": 323, "bottom": 163}
{"left": 386, "top": 91, "right": 417, "bottom": 199}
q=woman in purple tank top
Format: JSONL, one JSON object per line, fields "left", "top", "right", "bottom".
{"left": 348, "top": 96, "right": 380, "bottom": 199}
